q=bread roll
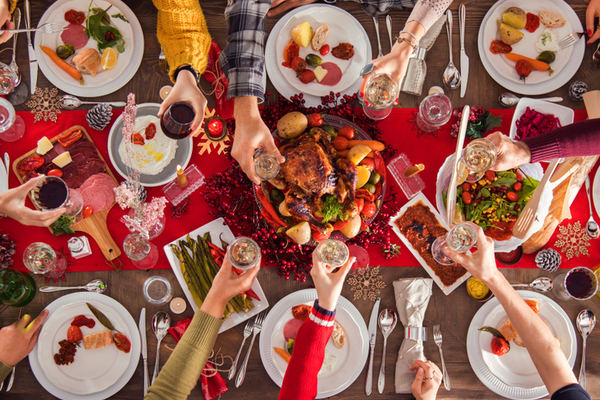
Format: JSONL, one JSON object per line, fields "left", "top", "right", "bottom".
{"left": 72, "top": 48, "right": 100, "bottom": 77}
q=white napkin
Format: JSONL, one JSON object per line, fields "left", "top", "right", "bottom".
{"left": 393, "top": 278, "right": 433, "bottom": 394}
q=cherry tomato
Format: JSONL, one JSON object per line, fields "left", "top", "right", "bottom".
{"left": 319, "top": 44, "right": 330, "bottom": 56}
{"left": 462, "top": 183, "right": 471, "bottom": 192}
{"left": 336, "top": 126, "right": 355, "bottom": 140}
{"left": 361, "top": 201, "right": 376, "bottom": 218}
{"left": 307, "top": 113, "right": 323, "bottom": 128}
{"left": 332, "top": 136, "right": 348, "bottom": 151}
{"left": 513, "top": 182, "right": 523, "bottom": 191}
{"left": 489, "top": 40, "right": 512, "bottom": 54}
{"left": 462, "top": 191, "right": 472, "bottom": 205}
{"left": 491, "top": 337, "right": 509, "bottom": 356}
{"left": 291, "top": 56, "right": 306, "bottom": 73}
{"left": 516, "top": 171, "right": 524, "bottom": 182}
{"left": 83, "top": 206, "right": 93, "bottom": 218}
{"left": 67, "top": 325, "right": 83, "bottom": 344}
{"left": 283, "top": 40, "right": 300, "bottom": 63}
{"left": 359, "top": 158, "right": 374, "bottom": 172}
{"left": 516, "top": 59, "right": 532, "bottom": 79}
{"left": 48, "top": 169, "right": 63, "bottom": 178}
{"left": 297, "top": 70, "right": 316, "bottom": 84}
{"left": 113, "top": 332, "right": 131, "bottom": 353}
{"left": 355, "top": 198, "right": 365, "bottom": 214}
{"left": 485, "top": 170, "right": 496, "bottom": 181}
{"left": 506, "top": 192, "right": 519, "bottom": 202}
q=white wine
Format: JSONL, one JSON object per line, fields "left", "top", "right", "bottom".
{"left": 447, "top": 224, "right": 478, "bottom": 252}
{"left": 254, "top": 149, "right": 280, "bottom": 181}
{"left": 463, "top": 139, "right": 497, "bottom": 172}
{"left": 316, "top": 239, "right": 349, "bottom": 268}
{"left": 227, "top": 237, "right": 261, "bottom": 271}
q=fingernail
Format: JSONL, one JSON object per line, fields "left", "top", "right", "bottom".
{"left": 417, "top": 367, "right": 424, "bottom": 376}
{"left": 589, "top": 30, "right": 593, "bottom": 36}
{"left": 588, "top": 41, "right": 592, "bottom": 45}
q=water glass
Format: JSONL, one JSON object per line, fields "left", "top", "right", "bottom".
{"left": 0, "top": 97, "right": 25, "bottom": 142}
{"left": 316, "top": 239, "right": 349, "bottom": 268}
{"left": 227, "top": 236, "right": 261, "bottom": 271}
{"left": 143, "top": 275, "right": 173, "bottom": 305}
{"left": 123, "top": 233, "right": 159, "bottom": 270}
{"left": 416, "top": 93, "right": 452, "bottom": 132}
{"left": 0, "top": 268, "right": 36, "bottom": 307}
{"left": 362, "top": 73, "right": 399, "bottom": 120}
{"left": 23, "top": 242, "right": 56, "bottom": 274}
{"left": 552, "top": 267, "right": 599, "bottom": 301}
{"left": 432, "top": 223, "right": 478, "bottom": 266}
{"left": 254, "top": 148, "right": 280, "bottom": 181}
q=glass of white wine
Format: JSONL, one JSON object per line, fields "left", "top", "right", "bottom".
{"left": 254, "top": 148, "right": 280, "bottom": 181}
{"left": 432, "top": 223, "right": 478, "bottom": 266}
{"left": 458, "top": 138, "right": 498, "bottom": 183}
{"left": 227, "top": 236, "right": 261, "bottom": 271}
{"left": 316, "top": 239, "right": 350, "bottom": 268}
{"left": 362, "top": 73, "right": 399, "bottom": 120}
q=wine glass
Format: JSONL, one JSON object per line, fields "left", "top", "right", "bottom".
{"left": 123, "top": 233, "right": 159, "bottom": 270}
{"left": 458, "top": 138, "right": 498, "bottom": 183}
{"left": 552, "top": 267, "right": 599, "bottom": 301}
{"left": 362, "top": 73, "right": 399, "bottom": 120}
{"left": 160, "top": 100, "right": 195, "bottom": 140}
{"left": 0, "top": 62, "right": 16, "bottom": 95}
{"left": 254, "top": 148, "right": 280, "bottom": 181}
{"left": 316, "top": 239, "right": 350, "bottom": 268}
{"left": 23, "top": 242, "right": 56, "bottom": 274}
{"left": 32, "top": 176, "right": 70, "bottom": 211}
{"left": 0, "top": 97, "right": 25, "bottom": 142}
{"left": 347, "top": 244, "right": 370, "bottom": 276}
{"left": 432, "top": 223, "right": 478, "bottom": 266}
{"left": 416, "top": 93, "right": 452, "bottom": 132}
{"left": 227, "top": 236, "right": 261, "bottom": 271}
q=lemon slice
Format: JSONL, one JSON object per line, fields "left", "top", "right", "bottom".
{"left": 101, "top": 48, "right": 118, "bottom": 70}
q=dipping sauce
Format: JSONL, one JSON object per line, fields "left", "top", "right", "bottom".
{"left": 467, "top": 277, "right": 490, "bottom": 300}
{"left": 495, "top": 246, "right": 523, "bottom": 265}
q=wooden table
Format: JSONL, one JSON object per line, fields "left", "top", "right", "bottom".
{"left": 3, "top": 1, "right": 599, "bottom": 399}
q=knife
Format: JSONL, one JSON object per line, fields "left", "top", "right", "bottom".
{"left": 3, "top": 153, "right": 9, "bottom": 192}
{"left": 139, "top": 308, "right": 149, "bottom": 397}
{"left": 24, "top": 0, "right": 37, "bottom": 95}
{"left": 459, "top": 4, "right": 469, "bottom": 98}
{"left": 365, "top": 297, "right": 380, "bottom": 396}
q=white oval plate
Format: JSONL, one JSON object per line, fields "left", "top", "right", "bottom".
{"left": 29, "top": 293, "right": 140, "bottom": 400}
{"left": 35, "top": 0, "right": 144, "bottom": 97}
{"left": 467, "top": 291, "right": 576, "bottom": 399}
{"left": 593, "top": 168, "right": 600, "bottom": 219}
{"left": 259, "top": 289, "right": 368, "bottom": 399}
{"left": 477, "top": 0, "right": 584, "bottom": 95}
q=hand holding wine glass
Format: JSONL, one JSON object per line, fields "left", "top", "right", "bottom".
{"left": 0, "top": 177, "right": 65, "bottom": 227}
{"left": 310, "top": 248, "right": 355, "bottom": 312}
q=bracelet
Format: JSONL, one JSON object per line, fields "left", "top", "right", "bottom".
{"left": 174, "top": 65, "right": 199, "bottom": 84}
{"left": 395, "top": 37, "right": 418, "bottom": 52}
{"left": 399, "top": 29, "right": 419, "bottom": 45}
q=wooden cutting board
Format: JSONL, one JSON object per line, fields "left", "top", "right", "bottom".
{"left": 13, "top": 125, "right": 121, "bottom": 261}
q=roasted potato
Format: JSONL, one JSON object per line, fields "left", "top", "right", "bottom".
{"left": 502, "top": 7, "right": 527, "bottom": 29}
{"left": 291, "top": 22, "right": 313, "bottom": 48}
{"left": 498, "top": 23, "right": 525, "bottom": 45}
{"left": 341, "top": 213, "right": 361, "bottom": 239}
{"left": 286, "top": 221, "right": 311, "bottom": 244}
{"left": 277, "top": 112, "right": 308, "bottom": 139}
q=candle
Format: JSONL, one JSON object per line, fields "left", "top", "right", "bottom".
{"left": 160, "top": 85, "right": 172, "bottom": 100}
{"left": 176, "top": 164, "right": 188, "bottom": 187}
{"left": 207, "top": 118, "right": 223, "bottom": 138}
{"left": 404, "top": 163, "right": 425, "bottom": 178}
{"left": 170, "top": 297, "right": 187, "bottom": 314}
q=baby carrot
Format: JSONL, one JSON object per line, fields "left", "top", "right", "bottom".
{"left": 273, "top": 347, "right": 291, "bottom": 363}
{"left": 346, "top": 140, "right": 385, "bottom": 152}
{"left": 39, "top": 45, "right": 84, "bottom": 84}
{"left": 337, "top": 149, "right": 375, "bottom": 158}
{"left": 504, "top": 53, "right": 550, "bottom": 71}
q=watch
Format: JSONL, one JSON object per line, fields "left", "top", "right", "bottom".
{"left": 174, "top": 65, "right": 199, "bottom": 84}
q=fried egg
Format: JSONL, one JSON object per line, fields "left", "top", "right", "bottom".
{"left": 319, "top": 350, "right": 337, "bottom": 374}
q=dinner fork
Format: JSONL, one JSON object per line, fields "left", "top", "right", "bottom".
{"left": 373, "top": 15, "right": 384, "bottom": 58}
{"left": 559, "top": 32, "right": 583, "bottom": 50}
{"left": 433, "top": 325, "right": 451, "bottom": 391}
{"left": 228, "top": 320, "right": 254, "bottom": 380}
{"left": 235, "top": 311, "right": 267, "bottom": 388}
{"left": 0, "top": 21, "right": 68, "bottom": 35}
{"left": 159, "top": 46, "right": 168, "bottom": 73}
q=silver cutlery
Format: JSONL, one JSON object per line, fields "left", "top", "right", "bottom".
{"left": 235, "top": 311, "right": 266, "bottom": 388}
{"left": 511, "top": 277, "right": 553, "bottom": 291}
{"left": 0, "top": 22, "right": 68, "bottom": 35}
{"left": 443, "top": 10, "right": 460, "bottom": 89}
{"left": 159, "top": 46, "right": 168, "bottom": 73}
{"left": 498, "top": 92, "right": 563, "bottom": 107}
{"left": 559, "top": 32, "right": 584, "bottom": 50}
{"left": 377, "top": 308, "right": 397, "bottom": 394}
{"left": 576, "top": 310, "right": 596, "bottom": 390}
{"left": 365, "top": 297, "right": 380, "bottom": 396}
{"left": 58, "top": 94, "right": 126, "bottom": 110}
{"left": 229, "top": 319, "right": 253, "bottom": 380}
{"left": 459, "top": 4, "right": 469, "bottom": 98}
{"left": 151, "top": 311, "right": 171, "bottom": 384}
{"left": 446, "top": 106, "right": 470, "bottom": 225}
{"left": 39, "top": 279, "right": 107, "bottom": 293}
{"left": 585, "top": 176, "right": 599, "bottom": 239}
{"left": 386, "top": 15, "right": 393, "bottom": 52}
{"left": 433, "top": 324, "right": 451, "bottom": 391}
{"left": 3, "top": 153, "right": 9, "bottom": 192}
{"left": 373, "top": 16, "right": 383, "bottom": 59}
{"left": 24, "top": 0, "right": 37, "bottom": 95}
{"left": 10, "top": 8, "right": 21, "bottom": 87}
{"left": 139, "top": 308, "right": 149, "bottom": 397}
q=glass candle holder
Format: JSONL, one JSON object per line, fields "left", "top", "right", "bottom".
{"left": 416, "top": 93, "right": 452, "bottom": 132}
{"left": 552, "top": 267, "right": 599, "bottom": 301}
{"left": 23, "top": 242, "right": 56, "bottom": 274}
{"left": 316, "top": 239, "right": 350, "bottom": 268}
{"left": 123, "top": 233, "right": 159, "bottom": 270}
{"left": 362, "top": 73, "right": 399, "bottom": 120}
{"left": 227, "top": 236, "right": 261, "bottom": 271}
{"left": 432, "top": 223, "right": 478, "bottom": 266}
{"left": 143, "top": 275, "right": 173, "bottom": 305}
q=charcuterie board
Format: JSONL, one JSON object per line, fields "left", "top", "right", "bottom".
{"left": 13, "top": 125, "right": 121, "bottom": 261}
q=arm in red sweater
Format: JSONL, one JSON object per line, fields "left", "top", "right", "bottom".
{"left": 278, "top": 300, "right": 335, "bottom": 400}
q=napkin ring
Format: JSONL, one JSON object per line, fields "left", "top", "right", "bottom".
{"left": 405, "top": 326, "right": 427, "bottom": 341}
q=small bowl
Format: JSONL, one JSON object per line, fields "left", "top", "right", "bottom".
{"left": 466, "top": 276, "right": 494, "bottom": 302}
{"left": 495, "top": 246, "right": 524, "bottom": 266}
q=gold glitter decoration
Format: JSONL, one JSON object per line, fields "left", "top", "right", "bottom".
{"left": 347, "top": 266, "right": 387, "bottom": 302}
{"left": 554, "top": 221, "right": 591, "bottom": 259}
{"left": 26, "top": 87, "right": 62, "bottom": 123}
{"left": 196, "top": 108, "right": 230, "bottom": 155}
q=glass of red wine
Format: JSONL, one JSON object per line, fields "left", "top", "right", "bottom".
{"left": 347, "top": 245, "right": 370, "bottom": 276}
{"left": 32, "top": 176, "right": 70, "bottom": 211}
{"left": 552, "top": 267, "right": 599, "bottom": 301}
{"left": 160, "top": 101, "right": 195, "bottom": 140}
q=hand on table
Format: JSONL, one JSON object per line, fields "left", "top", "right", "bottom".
{"left": 158, "top": 69, "right": 207, "bottom": 137}
{"left": 0, "top": 177, "right": 65, "bottom": 227}
{"left": 0, "top": 310, "right": 49, "bottom": 367}
{"left": 587, "top": 0, "right": 600, "bottom": 44}
{"left": 410, "top": 359, "right": 443, "bottom": 400}
{"left": 486, "top": 131, "right": 532, "bottom": 171}
{"left": 310, "top": 250, "right": 355, "bottom": 312}
{"left": 0, "top": 0, "right": 14, "bottom": 45}
{"left": 267, "top": 0, "right": 317, "bottom": 17}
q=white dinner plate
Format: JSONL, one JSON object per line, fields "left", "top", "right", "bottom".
{"left": 508, "top": 98, "right": 574, "bottom": 140}
{"left": 163, "top": 217, "right": 270, "bottom": 333}
{"left": 265, "top": 4, "right": 372, "bottom": 107}
{"left": 593, "top": 169, "right": 600, "bottom": 219}
{"left": 29, "top": 293, "right": 140, "bottom": 400}
{"left": 259, "top": 289, "right": 368, "bottom": 399}
{"left": 477, "top": 0, "right": 584, "bottom": 95}
{"left": 467, "top": 291, "right": 576, "bottom": 399}
{"left": 35, "top": 0, "right": 144, "bottom": 97}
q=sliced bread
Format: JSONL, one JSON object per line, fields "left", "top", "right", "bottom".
{"left": 311, "top": 25, "right": 330, "bottom": 51}
{"left": 538, "top": 10, "right": 566, "bottom": 28}
{"left": 332, "top": 321, "right": 345, "bottom": 349}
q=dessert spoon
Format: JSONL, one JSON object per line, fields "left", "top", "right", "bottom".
{"left": 442, "top": 10, "right": 461, "bottom": 89}
{"left": 511, "top": 277, "right": 553, "bottom": 291}
{"left": 59, "top": 94, "right": 126, "bottom": 110}
{"left": 585, "top": 176, "right": 599, "bottom": 239}
{"left": 377, "top": 309, "right": 397, "bottom": 393}
{"left": 152, "top": 312, "right": 171, "bottom": 384}
{"left": 39, "top": 279, "right": 107, "bottom": 293}
{"left": 576, "top": 310, "right": 595, "bottom": 390}
{"left": 498, "top": 92, "right": 563, "bottom": 107}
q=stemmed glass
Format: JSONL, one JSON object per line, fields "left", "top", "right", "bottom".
{"left": 0, "top": 96, "right": 25, "bottom": 142}
{"left": 432, "top": 222, "right": 478, "bottom": 266}
{"left": 416, "top": 93, "right": 452, "bottom": 132}
{"left": 23, "top": 242, "right": 56, "bottom": 274}
{"left": 0, "top": 62, "right": 16, "bottom": 95}
{"left": 316, "top": 239, "right": 350, "bottom": 268}
{"left": 552, "top": 267, "right": 599, "bottom": 301}
{"left": 227, "top": 236, "right": 261, "bottom": 271}
{"left": 160, "top": 100, "right": 195, "bottom": 140}
{"left": 362, "top": 73, "right": 399, "bottom": 120}
{"left": 123, "top": 233, "right": 159, "bottom": 270}
{"left": 458, "top": 138, "right": 498, "bottom": 183}
{"left": 254, "top": 148, "right": 280, "bottom": 181}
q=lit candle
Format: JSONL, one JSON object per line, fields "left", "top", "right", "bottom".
{"left": 176, "top": 164, "right": 188, "bottom": 187}
{"left": 160, "top": 85, "right": 172, "bottom": 100}
{"left": 170, "top": 297, "right": 187, "bottom": 314}
{"left": 207, "top": 118, "right": 223, "bottom": 138}
{"left": 404, "top": 163, "right": 425, "bottom": 178}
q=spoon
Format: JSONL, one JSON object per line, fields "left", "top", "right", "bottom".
{"left": 151, "top": 311, "right": 171, "bottom": 384}
{"left": 576, "top": 309, "right": 596, "bottom": 390}
{"left": 498, "top": 92, "right": 563, "bottom": 107}
{"left": 10, "top": 8, "right": 21, "bottom": 87}
{"left": 377, "top": 308, "right": 397, "bottom": 394}
{"left": 511, "top": 277, "right": 553, "bottom": 292}
{"left": 585, "top": 176, "right": 599, "bottom": 239}
{"left": 442, "top": 10, "right": 461, "bottom": 89}
{"left": 39, "top": 279, "right": 107, "bottom": 293}
{"left": 59, "top": 94, "right": 126, "bottom": 110}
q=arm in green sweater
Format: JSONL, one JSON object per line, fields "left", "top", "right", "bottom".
{"left": 0, "top": 362, "right": 11, "bottom": 382}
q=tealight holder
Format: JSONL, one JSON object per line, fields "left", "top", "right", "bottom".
{"left": 204, "top": 115, "right": 228, "bottom": 141}
{"left": 387, "top": 153, "right": 425, "bottom": 200}
{"left": 162, "top": 164, "right": 205, "bottom": 206}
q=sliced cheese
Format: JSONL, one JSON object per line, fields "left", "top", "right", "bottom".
{"left": 52, "top": 151, "right": 72, "bottom": 168}
{"left": 37, "top": 137, "right": 53, "bottom": 155}
{"left": 314, "top": 66, "right": 328, "bottom": 83}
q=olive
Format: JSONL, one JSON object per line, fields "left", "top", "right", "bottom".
{"left": 56, "top": 44, "right": 75, "bottom": 59}
{"left": 270, "top": 188, "right": 285, "bottom": 204}
{"left": 363, "top": 184, "right": 376, "bottom": 194}
{"left": 536, "top": 51, "right": 556, "bottom": 64}
{"left": 321, "top": 124, "right": 337, "bottom": 138}
{"left": 368, "top": 172, "right": 381, "bottom": 185}
{"left": 305, "top": 54, "right": 323, "bottom": 67}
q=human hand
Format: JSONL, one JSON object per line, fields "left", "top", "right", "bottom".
{"left": 0, "top": 177, "right": 65, "bottom": 227}
{"left": 0, "top": 310, "right": 49, "bottom": 367}
{"left": 158, "top": 69, "right": 207, "bottom": 137}
{"left": 486, "top": 132, "right": 532, "bottom": 171}
{"left": 267, "top": 0, "right": 317, "bottom": 17}
{"left": 359, "top": 42, "right": 412, "bottom": 99}
{"left": 310, "top": 250, "right": 354, "bottom": 311}
{"left": 409, "top": 359, "right": 443, "bottom": 400}
{"left": 587, "top": 0, "right": 600, "bottom": 44}
{"left": 0, "top": 0, "right": 14, "bottom": 45}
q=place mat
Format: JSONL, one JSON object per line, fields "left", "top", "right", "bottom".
{"left": 3, "top": 108, "right": 594, "bottom": 273}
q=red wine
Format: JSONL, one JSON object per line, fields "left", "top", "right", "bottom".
{"left": 161, "top": 101, "right": 195, "bottom": 140}
{"left": 566, "top": 270, "right": 594, "bottom": 299}
{"left": 38, "top": 180, "right": 68, "bottom": 209}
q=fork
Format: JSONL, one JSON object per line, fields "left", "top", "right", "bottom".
{"left": 159, "top": 46, "right": 168, "bottom": 73}
{"left": 372, "top": 15, "right": 383, "bottom": 58}
{"left": 228, "top": 320, "right": 254, "bottom": 380}
{"left": 235, "top": 311, "right": 267, "bottom": 388}
{"left": 559, "top": 32, "right": 584, "bottom": 50}
{"left": 433, "top": 325, "right": 451, "bottom": 391}
{"left": 0, "top": 21, "right": 68, "bottom": 35}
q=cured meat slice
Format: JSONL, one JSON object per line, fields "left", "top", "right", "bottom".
{"left": 319, "top": 62, "right": 343, "bottom": 86}
{"left": 283, "top": 318, "right": 304, "bottom": 342}
{"left": 61, "top": 23, "right": 88, "bottom": 49}
{"left": 83, "top": 330, "right": 113, "bottom": 350}
{"left": 81, "top": 184, "right": 108, "bottom": 212}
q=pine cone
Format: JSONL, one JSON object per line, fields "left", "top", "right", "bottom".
{"left": 535, "top": 248, "right": 561, "bottom": 272}
{"left": 569, "top": 81, "right": 588, "bottom": 102}
{"left": 86, "top": 104, "right": 113, "bottom": 131}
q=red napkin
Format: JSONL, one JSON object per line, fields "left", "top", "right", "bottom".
{"left": 203, "top": 40, "right": 235, "bottom": 120}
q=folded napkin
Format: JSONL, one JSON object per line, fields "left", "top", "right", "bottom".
{"left": 393, "top": 278, "right": 433, "bottom": 393}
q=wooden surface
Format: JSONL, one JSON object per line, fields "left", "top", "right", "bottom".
{"left": 2, "top": 1, "right": 599, "bottom": 399}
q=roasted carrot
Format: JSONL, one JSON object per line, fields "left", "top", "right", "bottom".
{"left": 346, "top": 140, "right": 385, "bottom": 151}
{"left": 40, "top": 45, "right": 84, "bottom": 84}
{"left": 504, "top": 53, "right": 550, "bottom": 71}
{"left": 337, "top": 149, "right": 375, "bottom": 158}
{"left": 274, "top": 347, "right": 291, "bottom": 363}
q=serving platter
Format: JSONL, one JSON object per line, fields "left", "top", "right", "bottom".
{"left": 508, "top": 98, "right": 574, "bottom": 140}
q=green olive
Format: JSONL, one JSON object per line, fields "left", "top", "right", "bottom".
{"left": 368, "top": 172, "right": 381, "bottom": 185}
{"left": 305, "top": 54, "right": 323, "bottom": 67}
{"left": 321, "top": 124, "right": 337, "bottom": 138}
{"left": 56, "top": 44, "right": 75, "bottom": 59}
{"left": 536, "top": 51, "right": 555, "bottom": 64}
{"left": 270, "top": 188, "right": 285, "bottom": 204}
{"left": 363, "top": 184, "right": 376, "bottom": 194}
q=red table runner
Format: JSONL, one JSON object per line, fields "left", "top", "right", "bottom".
{"left": 4, "top": 108, "right": 596, "bottom": 274}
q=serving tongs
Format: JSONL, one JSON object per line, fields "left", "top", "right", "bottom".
{"left": 446, "top": 106, "right": 470, "bottom": 226}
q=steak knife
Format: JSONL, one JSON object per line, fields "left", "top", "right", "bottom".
{"left": 459, "top": 4, "right": 469, "bottom": 98}
{"left": 365, "top": 297, "right": 380, "bottom": 396}
{"left": 24, "top": 0, "right": 37, "bottom": 95}
{"left": 139, "top": 308, "right": 149, "bottom": 397}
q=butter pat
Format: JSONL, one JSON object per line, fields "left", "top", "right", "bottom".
{"left": 52, "top": 151, "right": 72, "bottom": 168}
{"left": 314, "top": 66, "right": 328, "bottom": 82}
{"left": 37, "top": 137, "right": 53, "bottom": 155}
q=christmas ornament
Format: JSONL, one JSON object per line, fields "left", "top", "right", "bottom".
{"left": 45, "top": 247, "right": 73, "bottom": 283}
{"left": 535, "top": 248, "right": 561, "bottom": 272}
{"left": 86, "top": 103, "right": 113, "bottom": 130}
{"left": 568, "top": 81, "right": 588, "bottom": 101}
{"left": 450, "top": 106, "right": 502, "bottom": 139}
{"left": 554, "top": 221, "right": 591, "bottom": 259}
{"left": 25, "top": 87, "right": 61, "bottom": 123}
{"left": 347, "top": 266, "right": 387, "bottom": 302}
{"left": 408, "top": 110, "right": 439, "bottom": 138}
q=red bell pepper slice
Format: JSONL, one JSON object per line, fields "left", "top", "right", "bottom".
{"left": 244, "top": 288, "right": 261, "bottom": 301}
{"left": 373, "top": 151, "right": 386, "bottom": 200}
{"left": 355, "top": 189, "right": 376, "bottom": 202}
{"left": 332, "top": 220, "right": 349, "bottom": 230}
{"left": 207, "top": 241, "right": 226, "bottom": 257}
{"left": 255, "top": 184, "right": 289, "bottom": 228}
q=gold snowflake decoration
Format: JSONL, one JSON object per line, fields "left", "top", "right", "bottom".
{"left": 195, "top": 108, "right": 231, "bottom": 155}
{"left": 554, "top": 221, "right": 591, "bottom": 259}
{"left": 25, "top": 87, "right": 61, "bottom": 123}
{"left": 347, "top": 266, "right": 387, "bottom": 302}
